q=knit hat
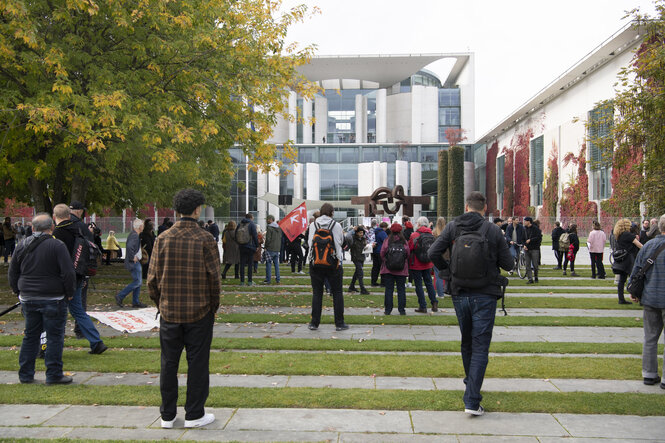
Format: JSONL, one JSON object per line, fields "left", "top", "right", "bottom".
{"left": 390, "top": 223, "right": 402, "bottom": 233}
{"left": 524, "top": 216, "right": 533, "bottom": 222}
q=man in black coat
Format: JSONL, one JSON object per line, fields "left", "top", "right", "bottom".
{"left": 207, "top": 220, "right": 220, "bottom": 242}
{"left": 523, "top": 217, "right": 542, "bottom": 284}
{"left": 9, "top": 213, "right": 76, "bottom": 384}
{"left": 551, "top": 221, "right": 565, "bottom": 270}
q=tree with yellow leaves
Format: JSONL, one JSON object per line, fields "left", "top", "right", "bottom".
{"left": 0, "top": 0, "right": 318, "bottom": 212}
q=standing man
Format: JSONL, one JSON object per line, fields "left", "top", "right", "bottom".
{"left": 551, "top": 221, "right": 565, "bottom": 270}
{"left": 10, "top": 213, "right": 76, "bottom": 385}
{"left": 236, "top": 213, "right": 258, "bottom": 286}
{"left": 629, "top": 214, "right": 665, "bottom": 388}
{"left": 639, "top": 219, "right": 651, "bottom": 245}
{"left": 206, "top": 220, "right": 220, "bottom": 243}
{"left": 429, "top": 192, "right": 513, "bottom": 415}
{"left": 307, "top": 203, "right": 348, "bottom": 331}
{"left": 158, "top": 218, "right": 171, "bottom": 236}
{"left": 53, "top": 204, "right": 107, "bottom": 355}
{"left": 523, "top": 217, "right": 542, "bottom": 284}
{"left": 115, "top": 219, "right": 147, "bottom": 308}
{"left": 148, "top": 189, "right": 220, "bottom": 429}
{"left": 371, "top": 222, "right": 388, "bottom": 287}
{"left": 505, "top": 217, "right": 526, "bottom": 269}
{"left": 263, "top": 215, "right": 282, "bottom": 284}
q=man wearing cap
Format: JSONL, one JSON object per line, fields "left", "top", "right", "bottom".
{"left": 348, "top": 225, "right": 370, "bottom": 294}
{"left": 53, "top": 203, "right": 107, "bottom": 354}
{"left": 523, "top": 217, "right": 542, "bottom": 284}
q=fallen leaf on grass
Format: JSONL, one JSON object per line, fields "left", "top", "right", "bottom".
{"left": 222, "top": 365, "right": 231, "bottom": 369}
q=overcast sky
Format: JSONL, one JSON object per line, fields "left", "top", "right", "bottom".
{"left": 282, "top": 0, "right": 657, "bottom": 141}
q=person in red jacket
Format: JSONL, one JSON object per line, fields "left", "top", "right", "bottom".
{"left": 409, "top": 216, "right": 438, "bottom": 313}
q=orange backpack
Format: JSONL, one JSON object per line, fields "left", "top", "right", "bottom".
{"left": 311, "top": 221, "right": 338, "bottom": 269}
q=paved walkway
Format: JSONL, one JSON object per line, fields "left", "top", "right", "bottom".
{"left": 1, "top": 404, "right": 663, "bottom": 442}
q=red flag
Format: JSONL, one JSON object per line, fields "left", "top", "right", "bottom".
{"left": 278, "top": 202, "right": 308, "bottom": 242}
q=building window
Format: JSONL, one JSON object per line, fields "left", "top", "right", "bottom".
{"left": 496, "top": 155, "right": 505, "bottom": 211}
{"left": 438, "top": 88, "right": 461, "bottom": 143}
{"left": 588, "top": 104, "right": 613, "bottom": 200}
{"left": 530, "top": 135, "right": 544, "bottom": 206}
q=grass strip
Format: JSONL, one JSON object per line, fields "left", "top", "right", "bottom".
{"left": 0, "top": 336, "right": 657, "bottom": 355}
{"left": 0, "top": 350, "right": 658, "bottom": 379}
{"left": 0, "top": 385, "right": 663, "bottom": 416}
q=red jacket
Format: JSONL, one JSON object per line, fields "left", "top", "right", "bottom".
{"left": 408, "top": 227, "right": 434, "bottom": 270}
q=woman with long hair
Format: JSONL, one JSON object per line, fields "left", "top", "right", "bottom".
{"left": 431, "top": 216, "right": 447, "bottom": 298}
{"left": 611, "top": 218, "right": 643, "bottom": 304}
{"left": 221, "top": 220, "right": 240, "bottom": 279}
{"left": 380, "top": 223, "right": 410, "bottom": 315}
{"left": 139, "top": 219, "right": 156, "bottom": 279}
{"left": 562, "top": 224, "right": 580, "bottom": 276}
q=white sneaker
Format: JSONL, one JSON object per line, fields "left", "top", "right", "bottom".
{"left": 406, "top": 282, "right": 413, "bottom": 288}
{"left": 184, "top": 413, "right": 215, "bottom": 428}
{"left": 161, "top": 418, "right": 175, "bottom": 429}
{"left": 464, "top": 405, "right": 485, "bottom": 416}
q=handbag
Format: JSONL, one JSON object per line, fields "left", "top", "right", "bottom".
{"left": 566, "top": 243, "right": 575, "bottom": 261}
{"left": 612, "top": 248, "right": 628, "bottom": 262}
{"left": 627, "top": 242, "right": 665, "bottom": 301}
{"left": 139, "top": 246, "right": 149, "bottom": 264}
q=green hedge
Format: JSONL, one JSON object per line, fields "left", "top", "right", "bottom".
{"left": 437, "top": 150, "right": 448, "bottom": 218}
{"left": 447, "top": 145, "right": 465, "bottom": 217}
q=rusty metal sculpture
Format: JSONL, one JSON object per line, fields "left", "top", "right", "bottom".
{"left": 351, "top": 185, "right": 429, "bottom": 217}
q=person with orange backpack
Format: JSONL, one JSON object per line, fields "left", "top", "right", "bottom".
{"left": 306, "top": 203, "right": 348, "bottom": 331}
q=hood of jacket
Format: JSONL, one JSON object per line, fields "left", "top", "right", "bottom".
{"left": 416, "top": 226, "right": 432, "bottom": 234}
{"left": 454, "top": 211, "right": 486, "bottom": 232}
{"left": 405, "top": 221, "right": 413, "bottom": 229}
{"left": 268, "top": 221, "right": 279, "bottom": 229}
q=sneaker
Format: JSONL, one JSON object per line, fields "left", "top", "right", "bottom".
{"left": 570, "top": 272, "right": 579, "bottom": 277}
{"left": 307, "top": 323, "right": 318, "bottom": 331}
{"left": 643, "top": 376, "right": 661, "bottom": 385}
{"left": 562, "top": 271, "right": 567, "bottom": 275}
{"left": 406, "top": 282, "right": 413, "bottom": 288}
{"left": 184, "top": 413, "right": 215, "bottom": 428}
{"left": 335, "top": 323, "right": 350, "bottom": 331}
{"left": 360, "top": 289, "right": 370, "bottom": 295}
{"left": 618, "top": 300, "right": 632, "bottom": 305}
{"left": 527, "top": 279, "right": 534, "bottom": 284}
{"left": 132, "top": 302, "right": 147, "bottom": 308}
{"left": 661, "top": 382, "right": 665, "bottom": 390}
{"left": 431, "top": 301, "right": 438, "bottom": 312}
{"left": 89, "top": 342, "right": 108, "bottom": 355}
{"left": 247, "top": 281, "right": 254, "bottom": 287}
{"left": 384, "top": 311, "right": 391, "bottom": 315}
{"left": 297, "top": 271, "right": 306, "bottom": 275}
{"left": 399, "top": 311, "right": 406, "bottom": 315}
{"left": 46, "top": 375, "right": 73, "bottom": 385}
{"left": 598, "top": 276, "right": 606, "bottom": 280}
{"left": 161, "top": 417, "right": 176, "bottom": 429}
{"left": 534, "top": 277, "right": 539, "bottom": 283}
{"left": 75, "top": 330, "right": 85, "bottom": 340}
{"left": 20, "top": 378, "right": 36, "bottom": 384}
{"left": 464, "top": 405, "right": 485, "bottom": 416}
{"left": 347, "top": 287, "right": 358, "bottom": 293}
{"left": 414, "top": 307, "right": 427, "bottom": 313}
{"left": 552, "top": 266, "right": 561, "bottom": 270}
{"left": 115, "top": 294, "right": 123, "bottom": 307}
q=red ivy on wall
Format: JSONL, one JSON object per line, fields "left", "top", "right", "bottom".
{"left": 560, "top": 145, "right": 597, "bottom": 218}
{"left": 502, "top": 128, "right": 532, "bottom": 216}
{"left": 600, "top": 146, "right": 643, "bottom": 217}
{"left": 2, "top": 199, "right": 33, "bottom": 218}
{"left": 485, "top": 141, "right": 498, "bottom": 215}
{"left": 502, "top": 148, "right": 514, "bottom": 215}
{"left": 540, "top": 142, "right": 559, "bottom": 218}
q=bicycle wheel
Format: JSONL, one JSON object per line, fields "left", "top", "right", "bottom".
{"left": 517, "top": 251, "right": 527, "bottom": 279}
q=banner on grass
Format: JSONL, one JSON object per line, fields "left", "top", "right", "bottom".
{"left": 88, "top": 308, "right": 160, "bottom": 333}
{"left": 278, "top": 202, "right": 308, "bottom": 242}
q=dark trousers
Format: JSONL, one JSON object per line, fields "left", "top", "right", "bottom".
{"left": 19, "top": 299, "right": 68, "bottom": 383}
{"left": 617, "top": 272, "right": 628, "bottom": 302}
{"left": 349, "top": 260, "right": 366, "bottom": 290}
{"left": 553, "top": 249, "right": 563, "bottom": 268}
{"left": 290, "top": 248, "right": 303, "bottom": 272}
{"left": 239, "top": 248, "right": 254, "bottom": 283}
{"left": 222, "top": 263, "right": 239, "bottom": 279}
{"left": 525, "top": 249, "right": 540, "bottom": 281}
{"left": 309, "top": 265, "right": 345, "bottom": 327}
{"left": 563, "top": 253, "right": 576, "bottom": 272}
{"left": 452, "top": 294, "right": 497, "bottom": 410}
{"left": 590, "top": 252, "right": 605, "bottom": 278}
{"left": 3, "top": 238, "right": 15, "bottom": 262}
{"left": 159, "top": 311, "right": 214, "bottom": 421}
{"left": 412, "top": 268, "right": 437, "bottom": 309}
{"left": 383, "top": 273, "right": 406, "bottom": 314}
{"left": 371, "top": 253, "right": 383, "bottom": 286}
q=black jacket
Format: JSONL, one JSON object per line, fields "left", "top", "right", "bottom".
{"left": 505, "top": 223, "right": 526, "bottom": 246}
{"left": 53, "top": 214, "right": 93, "bottom": 256}
{"left": 551, "top": 226, "right": 565, "bottom": 251}
{"left": 429, "top": 211, "right": 513, "bottom": 297}
{"left": 9, "top": 234, "right": 76, "bottom": 300}
{"left": 350, "top": 235, "right": 367, "bottom": 262}
{"left": 525, "top": 224, "right": 542, "bottom": 250}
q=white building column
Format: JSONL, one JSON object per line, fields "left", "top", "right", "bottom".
{"left": 376, "top": 88, "right": 387, "bottom": 143}
{"left": 372, "top": 161, "right": 382, "bottom": 190}
{"left": 355, "top": 94, "right": 366, "bottom": 143}
{"left": 288, "top": 91, "right": 297, "bottom": 142}
{"left": 293, "top": 163, "right": 304, "bottom": 200}
{"left": 380, "top": 162, "right": 387, "bottom": 187}
{"left": 268, "top": 166, "right": 280, "bottom": 222}
{"left": 464, "top": 160, "right": 475, "bottom": 199}
{"left": 257, "top": 171, "right": 268, "bottom": 225}
{"left": 306, "top": 163, "right": 320, "bottom": 201}
{"left": 358, "top": 163, "right": 374, "bottom": 207}
{"left": 411, "top": 85, "right": 423, "bottom": 144}
{"left": 314, "top": 95, "right": 328, "bottom": 143}
{"left": 410, "top": 162, "right": 423, "bottom": 219}
{"left": 395, "top": 160, "right": 409, "bottom": 219}
{"left": 303, "top": 97, "right": 312, "bottom": 144}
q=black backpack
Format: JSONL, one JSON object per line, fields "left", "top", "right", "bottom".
{"left": 414, "top": 232, "right": 435, "bottom": 263}
{"left": 450, "top": 221, "right": 492, "bottom": 289}
{"left": 235, "top": 221, "right": 251, "bottom": 245}
{"left": 385, "top": 239, "right": 408, "bottom": 271}
{"left": 72, "top": 228, "right": 102, "bottom": 277}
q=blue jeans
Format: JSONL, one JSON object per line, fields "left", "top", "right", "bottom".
{"left": 412, "top": 268, "right": 437, "bottom": 309}
{"left": 383, "top": 273, "right": 406, "bottom": 314}
{"left": 19, "top": 299, "right": 68, "bottom": 382}
{"left": 452, "top": 294, "right": 497, "bottom": 410}
{"left": 69, "top": 280, "right": 103, "bottom": 349}
{"left": 432, "top": 267, "right": 445, "bottom": 298}
{"left": 265, "top": 251, "right": 280, "bottom": 283}
{"left": 117, "top": 262, "right": 142, "bottom": 305}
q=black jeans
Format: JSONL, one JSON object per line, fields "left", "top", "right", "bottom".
{"left": 563, "top": 253, "right": 576, "bottom": 272}
{"left": 239, "top": 248, "right": 254, "bottom": 283}
{"left": 371, "top": 253, "right": 383, "bottom": 286}
{"left": 590, "top": 252, "right": 605, "bottom": 278}
{"left": 290, "top": 248, "right": 303, "bottom": 272}
{"left": 617, "top": 272, "right": 628, "bottom": 302}
{"left": 349, "top": 260, "right": 366, "bottom": 290}
{"left": 309, "top": 265, "right": 345, "bottom": 327}
{"left": 383, "top": 273, "right": 406, "bottom": 314}
{"left": 159, "top": 311, "right": 214, "bottom": 421}
{"left": 222, "top": 263, "right": 239, "bottom": 279}
{"left": 553, "top": 249, "right": 563, "bottom": 268}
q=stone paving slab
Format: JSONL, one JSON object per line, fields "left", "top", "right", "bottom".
{"left": 0, "top": 404, "right": 69, "bottom": 426}
{"left": 554, "top": 413, "right": 665, "bottom": 440}
{"left": 66, "top": 427, "right": 184, "bottom": 440}
{"left": 43, "top": 405, "right": 162, "bottom": 428}
{"left": 0, "top": 426, "right": 74, "bottom": 439}
{"left": 184, "top": 429, "right": 339, "bottom": 442}
{"left": 210, "top": 374, "right": 290, "bottom": 388}
{"left": 285, "top": 375, "right": 375, "bottom": 390}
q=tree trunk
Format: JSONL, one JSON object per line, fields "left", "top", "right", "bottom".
{"left": 70, "top": 172, "right": 89, "bottom": 207}
{"left": 28, "top": 177, "right": 52, "bottom": 213}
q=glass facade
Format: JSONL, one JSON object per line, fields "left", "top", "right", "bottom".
{"left": 325, "top": 89, "right": 377, "bottom": 143}
{"left": 530, "top": 135, "right": 544, "bottom": 206}
{"left": 438, "top": 88, "right": 462, "bottom": 143}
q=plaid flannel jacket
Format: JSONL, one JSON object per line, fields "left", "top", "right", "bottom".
{"left": 147, "top": 218, "right": 221, "bottom": 323}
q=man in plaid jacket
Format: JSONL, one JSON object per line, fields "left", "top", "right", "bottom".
{"left": 148, "top": 189, "right": 221, "bottom": 429}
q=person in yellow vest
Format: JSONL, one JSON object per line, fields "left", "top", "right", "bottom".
{"left": 105, "top": 231, "right": 121, "bottom": 265}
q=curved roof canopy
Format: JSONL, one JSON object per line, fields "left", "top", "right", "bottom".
{"left": 297, "top": 54, "right": 471, "bottom": 89}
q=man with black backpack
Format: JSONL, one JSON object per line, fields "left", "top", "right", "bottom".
{"left": 235, "top": 213, "right": 258, "bottom": 286}
{"left": 53, "top": 204, "right": 107, "bottom": 355}
{"left": 429, "top": 192, "right": 513, "bottom": 416}
{"left": 306, "top": 203, "right": 348, "bottom": 331}
{"left": 9, "top": 213, "right": 76, "bottom": 385}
